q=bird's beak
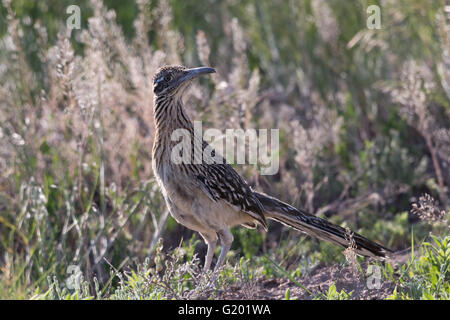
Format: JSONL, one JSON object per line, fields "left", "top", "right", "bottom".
{"left": 176, "top": 67, "right": 216, "bottom": 87}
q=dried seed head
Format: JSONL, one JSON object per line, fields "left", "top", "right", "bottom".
{"left": 411, "top": 193, "right": 446, "bottom": 223}
{"left": 344, "top": 227, "right": 358, "bottom": 274}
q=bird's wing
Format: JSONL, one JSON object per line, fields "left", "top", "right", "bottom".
{"left": 191, "top": 141, "right": 267, "bottom": 229}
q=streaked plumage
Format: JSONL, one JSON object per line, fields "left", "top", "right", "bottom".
{"left": 151, "top": 65, "right": 392, "bottom": 271}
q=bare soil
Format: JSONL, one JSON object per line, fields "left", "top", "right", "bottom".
{"left": 213, "top": 250, "right": 412, "bottom": 300}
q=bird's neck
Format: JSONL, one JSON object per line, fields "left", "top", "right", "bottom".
{"left": 152, "top": 95, "right": 197, "bottom": 163}
{"left": 154, "top": 95, "right": 194, "bottom": 133}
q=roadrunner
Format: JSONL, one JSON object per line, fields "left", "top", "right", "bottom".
{"left": 152, "top": 65, "right": 392, "bottom": 272}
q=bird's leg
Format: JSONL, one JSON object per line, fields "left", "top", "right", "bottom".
{"left": 190, "top": 232, "right": 218, "bottom": 293}
{"left": 205, "top": 229, "right": 233, "bottom": 287}
{"left": 200, "top": 232, "right": 217, "bottom": 271}
{"left": 213, "top": 229, "right": 233, "bottom": 273}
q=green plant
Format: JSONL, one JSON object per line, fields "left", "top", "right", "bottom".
{"left": 315, "top": 283, "right": 353, "bottom": 300}
{"left": 388, "top": 235, "right": 450, "bottom": 300}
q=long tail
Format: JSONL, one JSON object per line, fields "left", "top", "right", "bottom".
{"left": 255, "top": 192, "right": 392, "bottom": 259}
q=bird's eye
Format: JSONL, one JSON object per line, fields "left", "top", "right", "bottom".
{"left": 164, "top": 74, "right": 173, "bottom": 82}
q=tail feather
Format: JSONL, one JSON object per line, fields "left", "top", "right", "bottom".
{"left": 255, "top": 192, "right": 392, "bottom": 259}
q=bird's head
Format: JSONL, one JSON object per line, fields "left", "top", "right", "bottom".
{"left": 153, "top": 65, "right": 215, "bottom": 98}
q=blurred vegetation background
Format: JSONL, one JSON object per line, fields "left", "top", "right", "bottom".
{"left": 0, "top": 0, "right": 448, "bottom": 299}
